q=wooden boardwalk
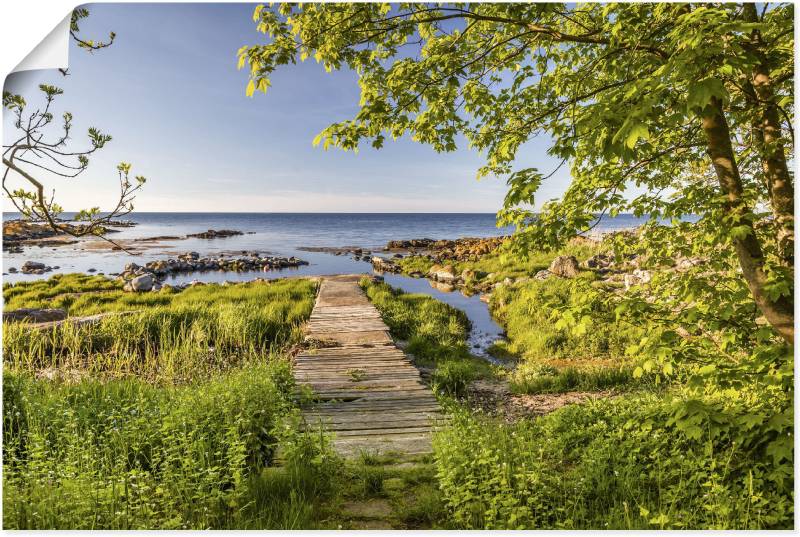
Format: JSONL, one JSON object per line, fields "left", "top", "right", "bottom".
{"left": 294, "top": 275, "right": 443, "bottom": 457}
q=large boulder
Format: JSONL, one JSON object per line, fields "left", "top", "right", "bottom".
{"left": 21, "top": 261, "right": 47, "bottom": 274}
{"left": 126, "top": 273, "right": 154, "bottom": 292}
{"left": 428, "top": 264, "right": 457, "bottom": 283}
{"left": 4, "top": 308, "right": 67, "bottom": 323}
{"left": 548, "top": 255, "right": 580, "bottom": 278}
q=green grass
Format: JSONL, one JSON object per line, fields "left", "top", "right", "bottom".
{"left": 509, "top": 364, "right": 633, "bottom": 394}
{"left": 359, "top": 277, "right": 497, "bottom": 383}
{"left": 2, "top": 274, "right": 338, "bottom": 529}
{"left": 434, "top": 389, "right": 793, "bottom": 530}
{"left": 3, "top": 363, "right": 339, "bottom": 529}
{"left": 3, "top": 273, "right": 123, "bottom": 311}
{"left": 395, "top": 239, "right": 604, "bottom": 287}
{"left": 4, "top": 276, "right": 316, "bottom": 383}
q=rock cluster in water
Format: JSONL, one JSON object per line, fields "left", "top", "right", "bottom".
{"left": 186, "top": 229, "right": 244, "bottom": 239}
{"left": 297, "top": 246, "right": 373, "bottom": 261}
{"left": 384, "top": 236, "right": 508, "bottom": 262}
{"left": 117, "top": 251, "right": 309, "bottom": 292}
{"left": 11, "top": 261, "right": 61, "bottom": 275}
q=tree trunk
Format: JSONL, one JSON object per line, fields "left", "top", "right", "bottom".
{"left": 700, "top": 97, "right": 794, "bottom": 344}
{"left": 743, "top": 3, "right": 795, "bottom": 267}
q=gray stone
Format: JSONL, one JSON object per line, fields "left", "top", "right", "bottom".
{"left": 129, "top": 273, "right": 154, "bottom": 292}
{"left": 21, "top": 261, "right": 46, "bottom": 273}
{"left": 4, "top": 308, "right": 67, "bottom": 323}
{"left": 633, "top": 268, "right": 652, "bottom": 284}
{"left": 428, "top": 264, "right": 457, "bottom": 283}
{"left": 623, "top": 273, "right": 640, "bottom": 290}
{"left": 548, "top": 255, "right": 580, "bottom": 278}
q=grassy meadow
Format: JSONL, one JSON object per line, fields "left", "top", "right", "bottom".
{"left": 3, "top": 246, "right": 793, "bottom": 529}
{"left": 3, "top": 275, "right": 336, "bottom": 529}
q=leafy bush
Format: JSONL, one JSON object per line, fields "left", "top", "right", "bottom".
{"left": 434, "top": 390, "right": 793, "bottom": 529}
{"left": 2, "top": 363, "right": 338, "bottom": 529}
{"left": 491, "top": 277, "right": 642, "bottom": 364}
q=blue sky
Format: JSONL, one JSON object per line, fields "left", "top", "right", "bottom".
{"left": 3, "top": 3, "right": 571, "bottom": 213}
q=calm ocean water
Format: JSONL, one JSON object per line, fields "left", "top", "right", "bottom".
{"left": 3, "top": 212, "right": 653, "bottom": 281}
{"left": 2, "top": 212, "right": 652, "bottom": 356}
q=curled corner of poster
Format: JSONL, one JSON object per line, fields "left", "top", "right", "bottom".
{"left": 11, "top": 13, "right": 71, "bottom": 74}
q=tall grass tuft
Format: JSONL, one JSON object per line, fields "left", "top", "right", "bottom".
{"left": 4, "top": 278, "right": 315, "bottom": 383}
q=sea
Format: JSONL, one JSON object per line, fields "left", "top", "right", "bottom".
{"left": 2, "top": 212, "right": 652, "bottom": 358}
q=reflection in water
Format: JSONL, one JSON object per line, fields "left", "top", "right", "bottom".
{"left": 381, "top": 273, "right": 506, "bottom": 361}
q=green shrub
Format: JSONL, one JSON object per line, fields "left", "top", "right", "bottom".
{"left": 2, "top": 362, "right": 338, "bottom": 529}
{"left": 510, "top": 364, "right": 633, "bottom": 394}
{"left": 434, "top": 390, "right": 793, "bottom": 530}
{"left": 432, "top": 360, "right": 476, "bottom": 396}
{"left": 491, "top": 277, "right": 642, "bottom": 365}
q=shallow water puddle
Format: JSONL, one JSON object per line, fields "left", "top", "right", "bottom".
{"left": 380, "top": 273, "right": 506, "bottom": 361}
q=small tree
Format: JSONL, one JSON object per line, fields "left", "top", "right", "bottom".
{"left": 3, "top": 8, "right": 144, "bottom": 241}
{"left": 239, "top": 3, "right": 793, "bottom": 343}
{"left": 2, "top": 86, "right": 145, "bottom": 239}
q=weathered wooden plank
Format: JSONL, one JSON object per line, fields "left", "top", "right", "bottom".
{"left": 304, "top": 413, "right": 446, "bottom": 426}
{"left": 295, "top": 275, "right": 443, "bottom": 457}
{"left": 296, "top": 356, "right": 408, "bottom": 362}
{"left": 303, "top": 419, "right": 441, "bottom": 432}
{"left": 296, "top": 375, "right": 424, "bottom": 384}
{"left": 313, "top": 403, "right": 441, "bottom": 413}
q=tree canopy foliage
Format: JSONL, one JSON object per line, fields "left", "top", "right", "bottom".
{"left": 239, "top": 2, "right": 794, "bottom": 343}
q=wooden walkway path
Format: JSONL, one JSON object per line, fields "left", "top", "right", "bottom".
{"left": 294, "top": 275, "right": 443, "bottom": 457}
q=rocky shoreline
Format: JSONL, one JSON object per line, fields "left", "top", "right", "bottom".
{"left": 384, "top": 236, "right": 508, "bottom": 261}
{"left": 368, "top": 233, "right": 705, "bottom": 304}
{"left": 115, "top": 251, "right": 309, "bottom": 292}
{"left": 3, "top": 221, "right": 254, "bottom": 255}
{"left": 2, "top": 220, "right": 121, "bottom": 252}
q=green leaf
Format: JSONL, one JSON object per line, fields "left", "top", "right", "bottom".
{"left": 625, "top": 123, "right": 650, "bottom": 149}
